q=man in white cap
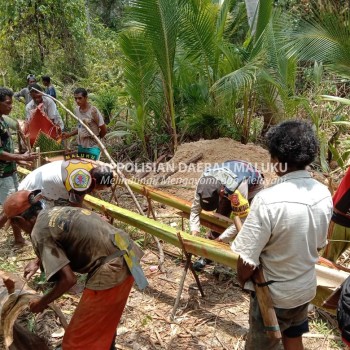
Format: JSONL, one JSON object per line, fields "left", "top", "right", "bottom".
{"left": 14, "top": 74, "right": 37, "bottom": 105}
{"left": 18, "top": 159, "right": 114, "bottom": 208}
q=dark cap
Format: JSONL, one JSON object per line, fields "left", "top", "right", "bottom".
{"left": 197, "top": 176, "right": 222, "bottom": 211}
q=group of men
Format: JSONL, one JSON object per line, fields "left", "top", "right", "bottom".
{"left": 0, "top": 79, "right": 349, "bottom": 349}
{"left": 189, "top": 120, "right": 350, "bottom": 349}
{"left": 0, "top": 85, "right": 148, "bottom": 349}
{"left": 14, "top": 75, "right": 107, "bottom": 161}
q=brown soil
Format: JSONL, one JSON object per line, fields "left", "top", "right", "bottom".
{"left": 139, "top": 138, "right": 278, "bottom": 202}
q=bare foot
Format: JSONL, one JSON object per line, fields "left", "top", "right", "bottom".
{"left": 13, "top": 239, "right": 28, "bottom": 248}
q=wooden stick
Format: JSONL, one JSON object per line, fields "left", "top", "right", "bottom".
{"left": 31, "top": 88, "right": 144, "bottom": 214}
{"left": 32, "top": 89, "right": 165, "bottom": 269}
{"left": 233, "top": 216, "right": 281, "bottom": 340}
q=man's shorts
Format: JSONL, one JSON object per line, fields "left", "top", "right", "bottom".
{"left": 78, "top": 145, "right": 101, "bottom": 161}
{"left": 245, "top": 293, "right": 309, "bottom": 350}
{"left": 0, "top": 173, "right": 19, "bottom": 204}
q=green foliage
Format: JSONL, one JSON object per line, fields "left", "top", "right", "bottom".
{"left": 281, "top": 1, "right": 350, "bottom": 78}
{"left": 128, "top": 0, "right": 179, "bottom": 151}
{"left": 0, "top": 0, "right": 88, "bottom": 84}
{"left": 91, "top": 88, "right": 119, "bottom": 124}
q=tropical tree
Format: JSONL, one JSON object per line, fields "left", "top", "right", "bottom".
{"left": 0, "top": 0, "right": 88, "bottom": 83}
{"left": 118, "top": 29, "right": 158, "bottom": 157}
{"left": 128, "top": 0, "right": 179, "bottom": 152}
{"left": 281, "top": 1, "right": 350, "bottom": 78}
{"left": 212, "top": 0, "right": 304, "bottom": 142}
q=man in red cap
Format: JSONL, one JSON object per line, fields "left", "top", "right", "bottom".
{"left": 4, "top": 190, "right": 147, "bottom": 350}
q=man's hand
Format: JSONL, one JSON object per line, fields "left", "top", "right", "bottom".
{"left": 29, "top": 297, "right": 47, "bottom": 313}
{"left": 21, "top": 152, "right": 38, "bottom": 162}
{"left": 24, "top": 259, "right": 40, "bottom": 279}
{"left": 237, "top": 256, "right": 256, "bottom": 288}
{"left": 191, "top": 231, "right": 200, "bottom": 236}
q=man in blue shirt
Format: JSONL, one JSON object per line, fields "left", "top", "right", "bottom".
{"left": 42, "top": 76, "right": 57, "bottom": 99}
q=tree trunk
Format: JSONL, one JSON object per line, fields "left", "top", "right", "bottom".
{"left": 85, "top": 0, "right": 92, "bottom": 35}
{"left": 245, "top": 0, "right": 259, "bottom": 28}
{"left": 34, "top": 2, "right": 45, "bottom": 64}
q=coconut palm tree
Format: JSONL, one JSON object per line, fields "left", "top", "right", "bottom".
{"left": 281, "top": 1, "right": 350, "bottom": 78}
{"left": 128, "top": 0, "right": 179, "bottom": 152}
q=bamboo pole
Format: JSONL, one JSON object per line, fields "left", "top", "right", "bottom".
{"left": 82, "top": 194, "right": 349, "bottom": 315}
{"left": 16, "top": 168, "right": 349, "bottom": 314}
{"left": 28, "top": 91, "right": 165, "bottom": 268}
{"left": 31, "top": 88, "right": 144, "bottom": 215}
{"left": 124, "top": 181, "right": 235, "bottom": 230}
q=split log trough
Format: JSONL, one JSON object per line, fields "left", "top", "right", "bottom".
{"left": 0, "top": 271, "right": 67, "bottom": 350}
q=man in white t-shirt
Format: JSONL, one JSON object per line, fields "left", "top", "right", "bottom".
{"left": 18, "top": 159, "right": 114, "bottom": 208}
{"left": 25, "top": 84, "right": 64, "bottom": 130}
{"left": 232, "top": 120, "right": 332, "bottom": 350}
{"left": 62, "top": 88, "right": 107, "bottom": 160}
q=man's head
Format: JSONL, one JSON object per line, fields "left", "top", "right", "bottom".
{"left": 91, "top": 165, "right": 114, "bottom": 190}
{"left": 29, "top": 84, "right": 44, "bottom": 104}
{"left": 265, "top": 120, "right": 318, "bottom": 175}
{"left": 3, "top": 190, "right": 43, "bottom": 233}
{"left": 67, "top": 164, "right": 114, "bottom": 204}
{"left": 197, "top": 176, "right": 222, "bottom": 211}
{"left": 42, "top": 75, "right": 51, "bottom": 87}
{"left": 74, "top": 87, "right": 88, "bottom": 108}
{"left": 27, "top": 74, "right": 36, "bottom": 85}
{"left": 0, "top": 87, "right": 13, "bottom": 116}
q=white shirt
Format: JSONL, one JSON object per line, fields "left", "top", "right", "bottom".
{"left": 26, "top": 96, "right": 64, "bottom": 130}
{"left": 231, "top": 171, "right": 332, "bottom": 309}
{"left": 19, "top": 161, "right": 68, "bottom": 200}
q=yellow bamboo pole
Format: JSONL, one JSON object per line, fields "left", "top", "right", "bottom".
{"left": 17, "top": 167, "right": 347, "bottom": 314}
{"left": 124, "top": 180, "right": 234, "bottom": 230}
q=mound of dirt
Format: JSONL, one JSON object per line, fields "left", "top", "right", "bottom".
{"left": 141, "top": 138, "right": 276, "bottom": 201}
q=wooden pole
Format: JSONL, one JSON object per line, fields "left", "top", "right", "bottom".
{"left": 233, "top": 217, "right": 281, "bottom": 339}
{"left": 31, "top": 88, "right": 145, "bottom": 215}
{"left": 31, "top": 89, "right": 164, "bottom": 267}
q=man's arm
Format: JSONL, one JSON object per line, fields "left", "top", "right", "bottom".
{"left": 14, "top": 89, "right": 25, "bottom": 102}
{"left": 99, "top": 124, "right": 107, "bottom": 138}
{"left": 93, "top": 107, "right": 107, "bottom": 138}
{"left": 237, "top": 256, "right": 256, "bottom": 288}
{"left": 190, "top": 192, "right": 201, "bottom": 235}
{"left": 62, "top": 128, "right": 78, "bottom": 140}
{"left": 217, "top": 223, "right": 237, "bottom": 242}
{"left": 29, "top": 264, "right": 77, "bottom": 313}
{"left": 47, "top": 99, "right": 64, "bottom": 130}
{"left": 0, "top": 151, "right": 37, "bottom": 164}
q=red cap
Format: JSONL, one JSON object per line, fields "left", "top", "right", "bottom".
{"left": 3, "top": 190, "right": 39, "bottom": 218}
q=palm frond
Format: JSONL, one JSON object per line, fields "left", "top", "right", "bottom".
{"left": 129, "top": 0, "right": 179, "bottom": 81}
{"left": 178, "top": 0, "right": 217, "bottom": 77}
{"left": 280, "top": 3, "right": 350, "bottom": 74}
{"left": 211, "top": 63, "right": 259, "bottom": 97}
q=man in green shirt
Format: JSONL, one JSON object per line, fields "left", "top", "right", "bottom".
{"left": 0, "top": 87, "right": 37, "bottom": 244}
